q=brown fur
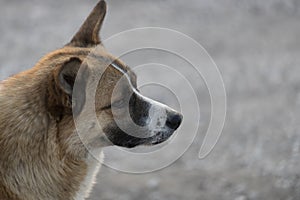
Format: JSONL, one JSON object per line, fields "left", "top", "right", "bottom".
{"left": 0, "top": 48, "right": 91, "bottom": 200}
{"left": 0, "top": 1, "right": 108, "bottom": 199}
{"left": 0, "top": 1, "right": 183, "bottom": 199}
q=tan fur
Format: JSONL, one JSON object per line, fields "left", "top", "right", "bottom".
{"left": 0, "top": 48, "right": 91, "bottom": 200}
{"left": 0, "top": 1, "right": 183, "bottom": 199}
{"left": 0, "top": 1, "right": 110, "bottom": 199}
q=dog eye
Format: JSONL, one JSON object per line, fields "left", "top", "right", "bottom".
{"left": 112, "top": 99, "right": 125, "bottom": 108}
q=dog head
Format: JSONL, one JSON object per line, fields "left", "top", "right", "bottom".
{"left": 46, "top": 1, "right": 182, "bottom": 151}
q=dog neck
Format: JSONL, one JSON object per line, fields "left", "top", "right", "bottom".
{"left": 0, "top": 70, "right": 91, "bottom": 200}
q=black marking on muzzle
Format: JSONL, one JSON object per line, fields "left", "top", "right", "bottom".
{"left": 129, "top": 92, "right": 151, "bottom": 127}
{"left": 103, "top": 122, "right": 150, "bottom": 148}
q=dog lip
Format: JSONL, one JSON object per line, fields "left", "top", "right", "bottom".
{"left": 104, "top": 120, "right": 180, "bottom": 148}
{"left": 114, "top": 130, "right": 176, "bottom": 148}
{"left": 148, "top": 130, "right": 176, "bottom": 145}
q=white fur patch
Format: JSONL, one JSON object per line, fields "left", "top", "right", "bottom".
{"left": 74, "top": 150, "right": 103, "bottom": 200}
{"left": 148, "top": 104, "right": 167, "bottom": 133}
{"left": 145, "top": 96, "right": 169, "bottom": 136}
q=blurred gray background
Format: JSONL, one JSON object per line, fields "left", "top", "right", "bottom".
{"left": 1, "top": 0, "right": 300, "bottom": 199}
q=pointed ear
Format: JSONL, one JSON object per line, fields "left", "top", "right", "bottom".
{"left": 68, "top": 0, "right": 107, "bottom": 47}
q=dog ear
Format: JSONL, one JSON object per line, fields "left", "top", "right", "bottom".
{"left": 48, "top": 58, "right": 89, "bottom": 119}
{"left": 58, "top": 58, "right": 82, "bottom": 95}
{"left": 68, "top": 0, "right": 107, "bottom": 47}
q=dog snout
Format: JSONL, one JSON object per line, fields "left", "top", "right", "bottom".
{"left": 166, "top": 112, "right": 183, "bottom": 130}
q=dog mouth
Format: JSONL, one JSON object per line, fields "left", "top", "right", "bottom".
{"left": 147, "top": 130, "right": 176, "bottom": 145}
{"left": 102, "top": 90, "right": 183, "bottom": 148}
{"left": 105, "top": 129, "right": 177, "bottom": 148}
{"left": 103, "top": 113, "right": 182, "bottom": 148}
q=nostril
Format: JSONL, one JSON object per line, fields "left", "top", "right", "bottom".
{"left": 166, "top": 113, "right": 182, "bottom": 130}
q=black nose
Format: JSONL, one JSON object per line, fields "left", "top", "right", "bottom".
{"left": 166, "top": 113, "right": 183, "bottom": 130}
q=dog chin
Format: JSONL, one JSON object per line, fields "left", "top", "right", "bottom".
{"left": 122, "top": 130, "right": 175, "bottom": 148}
{"left": 147, "top": 130, "right": 175, "bottom": 145}
{"left": 103, "top": 122, "right": 178, "bottom": 148}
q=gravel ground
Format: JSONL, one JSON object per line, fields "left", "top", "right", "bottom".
{"left": 0, "top": 0, "right": 300, "bottom": 199}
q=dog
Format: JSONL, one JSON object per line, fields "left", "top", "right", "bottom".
{"left": 0, "top": 1, "right": 182, "bottom": 199}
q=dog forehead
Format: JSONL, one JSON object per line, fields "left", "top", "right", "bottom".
{"left": 87, "top": 50, "right": 136, "bottom": 82}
